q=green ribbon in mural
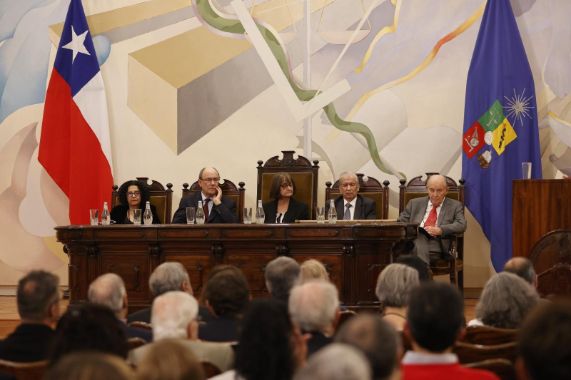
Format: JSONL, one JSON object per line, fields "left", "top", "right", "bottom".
{"left": 194, "top": 0, "right": 405, "bottom": 180}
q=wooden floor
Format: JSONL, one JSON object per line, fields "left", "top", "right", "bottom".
{"left": 0, "top": 296, "right": 477, "bottom": 338}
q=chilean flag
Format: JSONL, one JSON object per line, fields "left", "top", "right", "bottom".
{"left": 39, "top": 0, "right": 113, "bottom": 225}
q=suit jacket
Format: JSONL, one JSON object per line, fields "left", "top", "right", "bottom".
{"left": 127, "top": 305, "right": 214, "bottom": 324}
{"left": 263, "top": 197, "right": 310, "bottom": 223}
{"left": 198, "top": 317, "right": 239, "bottom": 342}
{"left": 330, "top": 195, "right": 377, "bottom": 220}
{"left": 398, "top": 196, "right": 466, "bottom": 263}
{"left": 172, "top": 192, "right": 237, "bottom": 224}
{"left": 306, "top": 331, "right": 333, "bottom": 357}
{"left": 110, "top": 204, "right": 161, "bottom": 224}
{"left": 120, "top": 320, "right": 153, "bottom": 342}
{"left": 0, "top": 323, "right": 55, "bottom": 362}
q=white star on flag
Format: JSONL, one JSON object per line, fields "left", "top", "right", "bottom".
{"left": 62, "top": 26, "right": 90, "bottom": 63}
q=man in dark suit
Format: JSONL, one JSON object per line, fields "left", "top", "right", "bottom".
{"left": 398, "top": 174, "right": 466, "bottom": 263}
{"left": 331, "top": 172, "right": 377, "bottom": 220}
{"left": 0, "top": 270, "right": 60, "bottom": 362}
{"left": 172, "top": 167, "right": 237, "bottom": 224}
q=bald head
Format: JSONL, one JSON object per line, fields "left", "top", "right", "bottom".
{"left": 426, "top": 174, "right": 448, "bottom": 207}
{"left": 504, "top": 257, "right": 536, "bottom": 286}
{"left": 88, "top": 273, "right": 127, "bottom": 319}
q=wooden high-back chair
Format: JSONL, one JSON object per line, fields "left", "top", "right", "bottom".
{"left": 256, "top": 151, "right": 319, "bottom": 219}
{"left": 112, "top": 177, "right": 173, "bottom": 224}
{"left": 325, "top": 173, "right": 390, "bottom": 219}
{"left": 398, "top": 173, "right": 465, "bottom": 292}
{"left": 183, "top": 179, "right": 245, "bottom": 222}
{"left": 529, "top": 229, "right": 571, "bottom": 298}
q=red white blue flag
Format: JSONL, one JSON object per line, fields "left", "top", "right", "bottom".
{"left": 39, "top": 0, "right": 113, "bottom": 225}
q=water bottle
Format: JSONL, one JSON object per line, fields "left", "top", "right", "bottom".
{"left": 195, "top": 200, "right": 205, "bottom": 224}
{"left": 143, "top": 201, "right": 153, "bottom": 225}
{"left": 255, "top": 200, "right": 265, "bottom": 224}
{"left": 101, "top": 202, "right": 110, "bottom": 225}
{"left": 327, "top": 199, "right": 337, "bottom": 224}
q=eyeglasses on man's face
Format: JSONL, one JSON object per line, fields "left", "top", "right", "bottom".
{"left": 200, "top": 177, "right": 220, "bottom": 183}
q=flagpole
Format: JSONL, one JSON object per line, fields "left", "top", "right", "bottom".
{"left": 302, "top": 0, "right": 312, "bottom": 160}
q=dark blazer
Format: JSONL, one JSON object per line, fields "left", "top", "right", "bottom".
{"left": 120, "top": 320, "right": 153, "bottom": 342}
{"left": 172, "top": 192, "right": 237, "bottom": 224}
{"left": 263, "top": 197, "right": 310, "bottom": 223}
{"left": 397, "top": 196, "right": 466, "bottom": 263}
{"left": 0, "top": 323, "right": 55, "bottom": 362}
{"left": 306, "top": 331, "right": 333, "bottom": 357}
{"left": 127, "top": 305, "right": 214, "bottom": 324}
{"left": 198, "top": 317, "right": 239, "bottom": 342}
{"left": 330, "top": 195, "right": 377, "bottom": 220}
{"left": 110, "top": 204, "right": 161, "bottom": 224}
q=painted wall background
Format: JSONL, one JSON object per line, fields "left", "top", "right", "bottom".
{"left": 1, "top": 0, "right": 570, "bottom": 289}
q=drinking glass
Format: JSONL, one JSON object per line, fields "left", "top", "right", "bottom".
{"left": 522, "top": 162, "right": 532, "bottom": 179}
{"left": 89, "top": 209, "right": 99, "bottom": 226}
{"left": 316, "top": 207, "right": 325, "bottom": 223}
{"left": 186, "top": 207, "right": 196, "bottom": 224}
{"left": 243, "top": 207, "right": 252, "bottom": 224}
{"left": 132, "top": 209, "right": 142, "bottom": 225}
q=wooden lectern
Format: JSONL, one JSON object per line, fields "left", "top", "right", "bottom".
{"left": 512, "top": 179, "right": 571, "bottom": 258}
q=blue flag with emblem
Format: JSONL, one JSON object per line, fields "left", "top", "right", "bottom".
{"left": 461, "top": 0, "right": 541, "bottom": 271}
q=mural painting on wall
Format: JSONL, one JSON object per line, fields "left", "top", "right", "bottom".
{"left": 0, "top": 0, "right": 569, "bottom": 281}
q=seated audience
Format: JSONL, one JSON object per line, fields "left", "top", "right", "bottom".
{"left": 402, "top": 282, "right": 498, "bottom": 380}
{"left": 470, "top": 272, "right": 539, "bottom": 328}
{"left": 88, "top": 273, "right": 152, "bottom": 341}
{"left": 0, "top": 270, "right": 60, "bottom": 362}
{"left": 263, "top": 173, "right": 309, "bottom": 223}
{"left": 503, "top": 256, "right": 537, "bottom": 287}
{"left": 293, "top": 343, "right": 370, "bottom": 380}
{"left": 129, "top": 291, "right": 234, "bottom": 372}
{"left": 136, "top": 339, "right": 206, "bottom": 380}
{"left": 265, "top": 256, "right": 300, "bottom": 303}
{"left": 299, "top": 259, "right": 330, "bottom": 284}
{"left": 289, "top": 281, "right": 340, "bottom": 356}
{"left": 517, "top": 300, "right": 571, "bottom": 380}
{"left": 45, "top": 352, "right": 134, "bottom": 380}
{"left": 375, "top": 263, "right": 419, "bottom": 331}
{"left": 111, "top": 180, "right": 161, "bottom": 224}
{"left": 199, "top": 266, "right": 250, "bottom": 342}
{"left": 211, "top": 299, "right": 307, "bottom": 380}
{"left": 49, "top": 303, "right": 129, "bottom": 365}
{"left": 172, "top": 167, "right": 237, "bottom": 224}
{"left": 336, "top": 314, "right": 401, "bottom": 380}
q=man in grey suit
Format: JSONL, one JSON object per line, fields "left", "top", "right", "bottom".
{"left": 398, "top": 174, "right": 466, "bottom": 263}
{"left": 331, "top": 172, "right": 377, "bottom": 220}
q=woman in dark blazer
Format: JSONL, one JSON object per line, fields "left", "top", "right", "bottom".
{"left": 263, "top": 173, "right": 309, "bottom": 224}
{"left": 110, "top": 180, "right": 161, "bottom": 224}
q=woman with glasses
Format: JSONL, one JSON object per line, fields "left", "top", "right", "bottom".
{"left": 263, "top": 173, "right": 309, "bottom": 224}
{"left": 110, "top": 180, "right": 161, "bottom": 224}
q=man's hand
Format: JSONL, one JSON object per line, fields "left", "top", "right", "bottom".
{"left": 425, "top": 226, "right": 442, "bottom": 236}
{"left": 212, "top": 186, "right": 223, "bottom": 205}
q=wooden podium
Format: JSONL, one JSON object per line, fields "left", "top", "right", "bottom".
{"left": 512, "top": 179, "right": 571, "bottom": 258}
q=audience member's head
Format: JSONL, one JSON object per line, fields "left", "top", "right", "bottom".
{"left": 503, "top": 257, "right": 537, "bottom": 287}
{"left": 49, "top": 303, "right": 128, "bottom": 365}
{"left": 137, "top": 339, "right": 205, "bottom": 380}
{"left": 517, "top": 300, "right": 571, "bottom": 380}
{"left": 17, "top": 270, "right": 60, "bottom": 325}
{"left": 265, "top": 256, "right": 300, "bottom": 302}
{"left": 476, "top": 272, "right": 539, "bottom": 329}
{"left": 88, "top": 273, "right": 127, "bottom": 319}
{"left": 293, "top": 343, "right": 370, "bottom": 380}
{"left": 289, "top": 281, "right": 339, "bottom": 335}
{"left": 151, "top": 291, "right": 199, "bottom": 340}
{"left": 234, "top": 299, "right": 303, "bottom": 380}
{"left": 45, "top": 352, "right": 134, "bottom": 380}
{"left": 299, "top": 259, "right": 329, "bottom": 284}
{"left": 336, "top": 314, "right": 401, "bottom": 380}
{"left": 406, "top": 282, "right": 464, "bottom": 353}
{"left": 149, "top": 262, "right": 192, "bottom": 297}
{"left": 204, "top": 266, "right": 249, "bottom": 319}
{"left": 394, "top": 254, "right": 431, "bottom": 282}
{"left": 375, "top": 263, "right": 419, "bottom": 309}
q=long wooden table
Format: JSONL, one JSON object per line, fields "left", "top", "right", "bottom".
{"left": 56, "top": 222, "right": 417, "bottom": 311}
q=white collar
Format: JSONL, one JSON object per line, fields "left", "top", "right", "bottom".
{"left": 402, "top": 351, "right": 458, "bottom": 365}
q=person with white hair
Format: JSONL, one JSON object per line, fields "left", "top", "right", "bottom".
{"left": 129, "top": 291, "right": 234, "bottom": 372}
{"left": 289, "top": 280, "right": 340, "bottom": 356}
{"left": 265, "top": 256, "right": 300, "bottom": 302}
{"left": 88, "top": 273, "right": 151, "bottom": 342}
{"left": 327, "top": 172, "right": 377, "bottom": 220}
{"left": 293, "top": 343, "right": 371, "bottom": 380}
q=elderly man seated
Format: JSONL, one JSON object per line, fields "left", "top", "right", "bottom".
{"left": 398, "top": 174, "right": 466, "bottom": 264}
{"left": 129, "top": 291, "right": 234, "bottom": 372}
{"left": 289, "top": 281, "right": 340, "bottom": 356}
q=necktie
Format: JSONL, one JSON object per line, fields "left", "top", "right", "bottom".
{"left": 424, "top": 206, "right": 437, "bottom": 227}
{"left": 203, "top": 198, "right": 211, "bottom": 220}
{"left": 344, "top": 203, "right": 352, "bottom": 220}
